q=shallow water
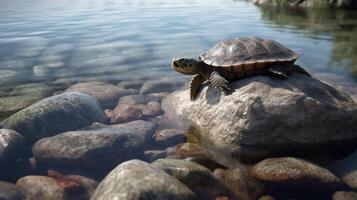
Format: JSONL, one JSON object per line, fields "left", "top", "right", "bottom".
{"left": 0, "top": 0, "right": 357, "bottom": 94}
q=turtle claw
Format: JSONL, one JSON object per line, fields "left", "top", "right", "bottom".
{"left": 210, "top": 71, "right": 231, "bottom": 93}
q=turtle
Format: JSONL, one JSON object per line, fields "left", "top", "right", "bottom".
{"left": 171, "top": 36, "right": 310, "bottom": 100}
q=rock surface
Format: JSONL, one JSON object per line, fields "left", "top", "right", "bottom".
{"left": 0, "top": 129, "right": 26, "bottom": 165}
{"left": 107, "top": 103, "right": 162, "bottom": 124}
{"left": 328, "top": 150, "right": 357, "bottom": 190}
{"left": 152, "top": 158, "right": 231, "bottom": 199}
{"left": 219, "top": 167, "right": 265, "bottom": 200}
{"left": 2, "top": 92, "right": 108, "bottom": 142}
{"left": 32, "top": 123, "right": 145, "bottom": 170}
{"left": 250, "top": 0, "right": 357, "bottom": 9}
{"left": 153, "top": 129, "right": 186, "bottom": 148}
{"left": 140, "top": 79, "right": 185, "bottom": 94}
{"left": 163, "top": 74, "right": 357, "bottom": 164}
{"left": 333, "top": 191, "right": 357, "bottom": 200}
{"left": 118, "top": 94, "right": 165, "bottom": 105}
{"left": 91, "top": 160, "right": 198, "bottom": 200}
{"left": 17, "top": 176, "right": 66, "bottom": 200}
{"left": 66, "top": 81, "right": 137, "bottom": 109}
{"left": 0, "top": 181, "right": 24, "bottom": 200}
{"left": 250, "top": 157, "right": 342, "bottom": 189}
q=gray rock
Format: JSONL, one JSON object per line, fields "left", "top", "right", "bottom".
{"left": 0, "top": 181, "right": 24, "bottom": 200}
{"left": 333, "top": 191, "right": 357, "bottom": 200}
{"left": 111, "top": 120, "right": 157, "bottom": 144}
{"left": 118, "top": 94, "right": 163, "bottom": 105}
{"left": 0, "top": 129, "right": 26, "bottom": 165}
{"left": 250, "top": 0, "right": 357, "bottom": 9}
{"left": 250, "top": 157, "right": 342, "bottom": 189}
{"left": 66, "top": 81, "right": 137, "bottom": 109}
{"left": 17, "top": 176, "right": 66, "bottom": 200}
{"left": 152, "top": 159, "right": 231, "bottom": 199}
{"left": 2, "top": 92, "right": 108, "bottom": 142}
{"left": 140, "top": 80, "right": 185, "bottom": 94}
{"left": 32, "top": 124, "right": 145, "bottom": 170}
{"left": 91, "top": 160, "right": 198, "bottom": 200}
{"left": 162, "top": 74, "right": 357, "bottom": 164}
{"left": 328, "top": 150, "right": 357, "bottom": 190}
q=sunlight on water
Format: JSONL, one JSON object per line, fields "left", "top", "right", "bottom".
{"left": 0, "top": 0, "right": 356, "bottom": 96}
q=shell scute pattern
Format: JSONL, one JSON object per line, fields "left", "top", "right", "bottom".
{"left": 199, "top": 37, "right": 298, "bottom": 68}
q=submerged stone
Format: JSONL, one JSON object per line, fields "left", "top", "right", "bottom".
{"left": 91, "top": 160, "right": 198, "bottom": 200}
{"left": 66, "top": 81, "right": 137, "bottom": 109}
{"left": 163, "top": 74, "right": 357, "bottom": 165}
{"left": 0, "top": 181, "right": 24, "bottom": 200}
{"left": 250, "top": 157, "right": 342, "bottom": 189}
{"left": 0, "top": 129, "right": 26, "bottom": 166}
{"left": 2, "top": 92, "right": 108, "bottom": 142}
{"left": 328, "top": 150, "right": 357, "bottom": 190}
{"left": 32, "top": 123, "right": 145, "bottom": 170}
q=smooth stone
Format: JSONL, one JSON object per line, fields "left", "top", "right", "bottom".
{"left": 0, "top": 181, "right": 24, "bottom": 200}
{"left": 333, "top": 191, "right": 357, "bottom": 200}
{"left": 91, "top": 160, "right": 198, "bottom": 200}
{"left": 32, "top": 123, "right": 145, "bottom": 170}
{"left": 0, "top": 129, "right": 26, "bottom": 165}
{"left": 139, "top": 79, "right": 185, "bottom": 94}
{"left": 0, "top": 95, "right": 45, "bottom": 121}
{"left": 111, "top": 120, "right": 157, "bottom": 144}
{"left": 250, "top": 157, "right": 342, "bottom": 189}
{"left": 47, "top": 170, "right": 98, "bottom": 199}
{"left": 118, "top": 94, "right": 164, "bottom": 105}
{"left": 66, "top": 81, "right": 137, "bottom": 109}
{"left": 328, "top": 150, "right": 357, "bottom": 190}
{"left": 152, "top": 159, "right": 231, "bottom": 199}
{"left": 152, "top": 129, "right": 186, "bottom": 148}
{"left": 17, "top": 176, "right": 66, "bottom": 200}
{"left": 162, "top": 74, "right": 357, "bottom": 165}
{"left": 2, "top": 92, "right": 108, "bottom": 142}
{"left": 117, "top": 80, "right": 146, "bottom": 90}
{"left": 108, "top": 103, "right": 162, "bottom": 124}
{"left": 144, "top": 150, "right": 167, "bottom": 162}
{"left": 258, "top": 195, "right": 275, "bottom": 200}
{"left": 219, "top": 167, "right": 265, "bottom": 200}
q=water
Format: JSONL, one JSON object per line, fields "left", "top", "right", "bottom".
{"left": 0, "top": 0, "right": 357, "bottom": 100}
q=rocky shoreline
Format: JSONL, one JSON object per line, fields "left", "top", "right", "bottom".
{"left": 248, "top": 0, "right": 357, "bottom": 9}
{"left": 1, "top": 74, "right": 357, "bottom": 200}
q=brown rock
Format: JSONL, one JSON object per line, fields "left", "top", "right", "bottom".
{"left": 153, "top": 129, "right": 186, "bottom": 148}
{"left": 109, "top": 103, "right": 162, "bottom": 124}
{"left": 250, "top": 157, "right": 342, "bottom": 189}
{"left": 333, "top": 191, "right": 357, "bottom": 200}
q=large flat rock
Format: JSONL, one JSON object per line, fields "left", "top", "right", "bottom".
{"left": 162, "top": 74, "right": 357, "bottom": 165}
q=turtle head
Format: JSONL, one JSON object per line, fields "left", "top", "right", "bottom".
{"left": 172, "top": 58, "right": 199, "bottom": 75}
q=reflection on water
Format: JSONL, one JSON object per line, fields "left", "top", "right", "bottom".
{"left": 0, "top": 0, "right": 356, "bottom": 95}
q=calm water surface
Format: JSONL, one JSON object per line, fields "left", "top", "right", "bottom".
{"left": 0, "top": 0, "right": 357, "bottom": 95}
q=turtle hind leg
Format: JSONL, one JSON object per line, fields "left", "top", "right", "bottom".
{"left": 209, "top": 71, "right": 231, "bottom": 92}
{"left": 293, "top": 64, "right": 311, "bottom": 77}
{"left": 189, "top": 74, "right": 206, "bottom": 100}
{"left": 268, "top": 65, "right": 288, "bottom": 79}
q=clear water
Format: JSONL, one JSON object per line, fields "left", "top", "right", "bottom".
{"left": 0, "top": 0, "right": 357, "bottom": 95}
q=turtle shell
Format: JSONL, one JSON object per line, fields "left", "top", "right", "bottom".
{"left": 199, "top": 37, "right": 298, "bottom": 67}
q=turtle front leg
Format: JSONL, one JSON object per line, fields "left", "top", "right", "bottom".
{"left": 189, "top": 74, "right": 206, "bottom": 100}
{"left": 209, "top": 71, "right": 231, "bottom": 92}
{"left": 293, "top": 64, "right": 311, "bottom": 77}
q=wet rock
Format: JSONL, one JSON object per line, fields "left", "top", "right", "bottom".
{"left": 0, "top": 181, "right": 24, "bottom": 200}
{"left": 47, "top": 170, "right": 98, "bottom": 200}
{"left": 66, "top": 81, "right": 137, "bottom": 109}
{"left": 163, "top": 74, "right": 357, "bottom": 165}
{"left": 258, "top": 195, "right": 275, "bottom": 200}
{"left": 219, "top": 167, "right": 265, "bottom": 200}
{"left": 118, "top": 94, "right": 163, "bottom": 105}
{"left": 91, "top": 159, "right": 198, "bottom": 200}
{"left": 117, "top": 80, "right": 146, "bottom": 90}
{"left": 0, "top": 129, "right": 26, "bottom": 166}
{"left": 111, "top": 120, "right": 157, "bottom": 144}
{"left": 152, "top": 158, "right": 231, "bottom": 199}
{"left": 250, "top": 0, "right": 357, "bottom": 9}
{"left": 2, "top": 92, "right": 108, "bottom": 142}
{"left": 328, "top": 150, "right": 357, "bottom": 190}
{"left": 17, "top": 176, "right": 66, "bottom": 200}
{"left": 32, "top": 124, "right": 145, "bottom": 170}
{"left": 108, "top": 103, "right": 162, "bottom": 124}
{"left": 144, "top": 150, "right": 167, "bottom": 162}
{"left": 153, "top": 129, "right": 186, "bottom": 148}
{"left": 140, "top": 79, "right": 185, "bottom": 94}
{"left": 250, "top": 157, "right": 342, "bottom": 189}
{"left": 333, "top": 191, "right": 357, "bottom": 200}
